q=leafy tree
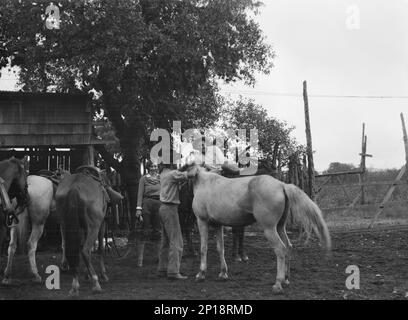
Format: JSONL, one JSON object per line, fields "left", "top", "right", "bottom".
{"left": 220, "top": 97, "right": 300, "bottom": 172}
{"left": 324, "top": 162, "right": 356, "bottom": 174}
{"left": 0, "top": 0, "right": 273, "bottom": 221}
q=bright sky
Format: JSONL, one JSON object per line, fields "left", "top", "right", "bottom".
{"left": 221, "top": 0, "right": 408, "bottom": 171}
{"left": 1, "top": 0, "right": 408, "bottom": 171}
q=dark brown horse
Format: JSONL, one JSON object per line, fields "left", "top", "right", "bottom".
{"left": 178, "top": 179, "right": 198, "bottom": 257}
{"left": 0, "top": 157, "right": 29, "bottom": 265}
{"left": 230, "top": 159, "right": 277, "bottom": 262}
{"left": 56, "top": 166, "right": 122, "bottom": 296}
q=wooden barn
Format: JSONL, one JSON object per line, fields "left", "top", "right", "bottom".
{"left": 0, "top": 91, "right": 100, "bottom": 173}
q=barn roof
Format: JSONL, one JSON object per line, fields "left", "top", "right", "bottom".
{"left": 0, "top": 91, "right": 99, "bottom": 147}
{"left": 0, "top": 91, "right": 88, "bottom": 98}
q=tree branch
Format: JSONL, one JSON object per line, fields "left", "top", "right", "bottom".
{"left": 94, "top": 144, "right": 122, "bottom": 172}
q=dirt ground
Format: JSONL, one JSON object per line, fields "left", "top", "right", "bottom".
{"left": 1, "top": 226, "right": 408, "bottom": 300}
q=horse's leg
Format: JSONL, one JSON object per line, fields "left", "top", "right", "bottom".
{"left": 69, "top": 268, "right": 80, "bottom": 297}
{"left": 238, "top": 227, "right": 249, "bottom": 262}
{"left": 97, "top": 221, "right": 109, "bottom": 282}
{"left": 81, "top": 226, "right": 102, "bottom": 293}
{"left": 264, "top": 228, "right": 287, "bottom": 294}
{"left": 195, "top": 218, "right": 209, "bottom": 282}
{"left": 232, "top": 228, "right": 241, "bottom": 262}
{"left": 183, "top": 227, "right": 196, "bottom": 258}
{"left": 215, "top": 226, "right": 228, "bottom": 280}
{"left": 2, "top": 226, "right": 18, "bottom": 285}
{"left": 27, "top": 222, "right": 45, "bottom": 283}
{"left": 277, "top": 225, "right": 292, "bottom": 286}
{"left": 60, "top": 224, "right": 69, "bottom": 271}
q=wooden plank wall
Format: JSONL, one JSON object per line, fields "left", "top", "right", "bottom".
{"left": 0, "top": 93, "right": 91, "bottom": 147}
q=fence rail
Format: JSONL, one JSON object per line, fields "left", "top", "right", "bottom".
{"left": 322, "top": 200, "right": 408, "bottom": 212}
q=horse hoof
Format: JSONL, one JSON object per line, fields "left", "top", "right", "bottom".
{"left": 69, "top": 288, "right": 79, "bottom": 297}
{"left": 218, "top": 273, "right": 229, "bottom": 281}
{"left": 240, "top": 255, "right": 249, "bottom": 262}
{"left": 92, "top": 285, "right": 102, "bottom": 294}
{"left": 32, "top": 275, "right": 42, "bottom": 284}
{"left": 195, "top": 273, "right": 206, "bottom": 282}
{"left": 1, "top": 277, "right": 11, "bottom": 286}
{"left": 60, "top": 261, "right": 69, "bottom": 272}
{"left": 100, "top": 274, "right": 109, "bottom": 282}
{"left": 272, "top": 284, "right": 284, "bottom": 295}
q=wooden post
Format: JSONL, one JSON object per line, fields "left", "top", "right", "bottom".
{"left": 401, "top": 113, "right": 408, "bottom": 168}
{"left": 303, "top": 81, "right": 315, "bottom": 199}
{"left": 82, "top": 145, "right": 95, "bottom": 166}
{"left": 369, "top": 165, "right": 406, "bottom": 228}
{"left": 277, "top": 149, "right": 282, "bottom": 180}
{"left": 369, "top": 113, "right": 408, "bottom": 228}
{"left": 302, "top": 154, "right": 307, "bottom": 192}
{"left": 360, "top": 123, "right": 366, "bottom": 204}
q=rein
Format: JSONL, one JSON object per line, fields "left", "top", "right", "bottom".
{"left": 0, "top": 177, "right": 20, "bottom": 228}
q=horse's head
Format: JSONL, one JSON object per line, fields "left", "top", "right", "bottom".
{"left": 179, "top": 160, "right": 202, "bottom": 179}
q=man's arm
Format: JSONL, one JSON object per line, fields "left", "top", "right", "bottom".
{"left": 136, "top": 176, "right": 146, "bottom": 210}
{"left": 172, "top": 170, "right": 188, "bottom": 182}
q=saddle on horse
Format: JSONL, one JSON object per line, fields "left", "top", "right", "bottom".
{"left": 75, "top": 165, "right": 123, "bottom": 205}
{"left": 37, "top": 169, "right": 64, "bottom": 186}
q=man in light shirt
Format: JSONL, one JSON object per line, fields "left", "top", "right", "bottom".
{"left": 157, "top": 160, "right": 189, "bottom": 280}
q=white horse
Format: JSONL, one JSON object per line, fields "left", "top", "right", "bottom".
{"left": 2, "top": 174, "right": 69, "bottom": 284}
{"left": 3, "top": 169, "right": 123, "bottom": 285}
{"left": 183, "top": 162, "right": 331, "bottom": 294}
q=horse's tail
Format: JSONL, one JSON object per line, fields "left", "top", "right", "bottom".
{"left": 16, "top": 208, "right": 29, "bottom": 254}
{"left": 62, "top": 188, "right": 83, "bottom": 272}
{"left": 283, "top": 184, "right": 331, "bottom": 251}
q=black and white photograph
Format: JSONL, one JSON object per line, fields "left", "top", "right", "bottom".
{"left": 0, "top": 0, "right": 408, "bottom": 305}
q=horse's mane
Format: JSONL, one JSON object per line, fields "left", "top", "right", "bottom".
{"left": 196, "top": 166, "right": 226, "bottom": 184}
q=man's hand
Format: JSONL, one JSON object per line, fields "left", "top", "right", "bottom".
{"left": 136, "top": 209, "right": 143, "bottom": 222}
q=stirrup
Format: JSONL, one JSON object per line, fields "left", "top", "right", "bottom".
{"left": 6, "top": 211, "right": 19, "bottom": 228}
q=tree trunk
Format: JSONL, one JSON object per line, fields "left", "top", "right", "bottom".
{"left": 120, "top": 128, "right": 142, "bottom": 233}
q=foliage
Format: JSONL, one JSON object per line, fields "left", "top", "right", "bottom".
{"left": 0, "top": 0, "right": 273, "bottom": 155}
{"left": 220, "top": 97, "right": 301, "bottom": 169}
{"left": 0, "top": 0, "right": 274, "bottom": 211}
{"left": 323, "top": 162, "right": 357, "bottom": 174}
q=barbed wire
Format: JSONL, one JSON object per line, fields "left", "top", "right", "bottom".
{"left": 221, "top": 90, "right": 408, "bottom": 99}
{"left": 2, "top": 78, "right": 408, "bottom": 99}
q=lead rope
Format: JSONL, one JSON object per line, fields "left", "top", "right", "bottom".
{"left": 0, "top": 177, "right": 20, "bottom": 228}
